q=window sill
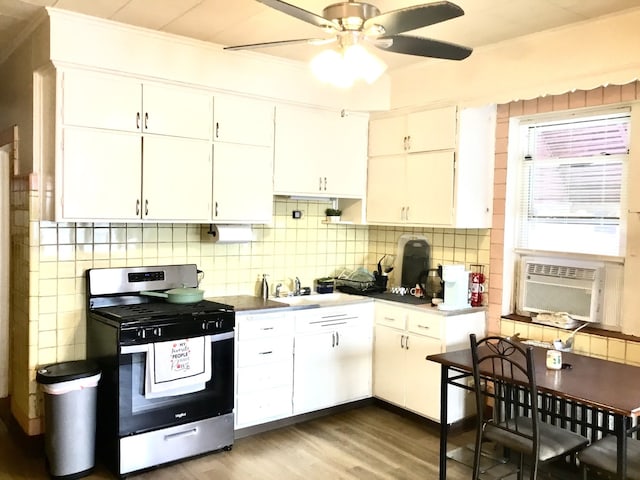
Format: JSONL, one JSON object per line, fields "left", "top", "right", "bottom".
{"left": 502, "top": 313, "right": 640, "bottom": 343}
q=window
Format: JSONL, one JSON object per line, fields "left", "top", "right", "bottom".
{"left": 516, "top": 109, "right": 630, "bottom": 257}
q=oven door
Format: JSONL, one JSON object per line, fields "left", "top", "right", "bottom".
{"left": 119, "top": 331, "right": 234, "bottom": 436}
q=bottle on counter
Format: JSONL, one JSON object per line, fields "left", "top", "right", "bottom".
{"left": 261, "top": 274, "right": 269, "bottom": 300}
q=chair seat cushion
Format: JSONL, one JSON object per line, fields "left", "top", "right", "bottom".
{"left": 578, "top": 435, "right": 640, "bottom": 480}
{"left": 484, "top": 417, "right": 589, "bottom": 462}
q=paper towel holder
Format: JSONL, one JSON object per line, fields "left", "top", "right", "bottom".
{"left": 206, "top": 224, "right": 253, "bottom": 243}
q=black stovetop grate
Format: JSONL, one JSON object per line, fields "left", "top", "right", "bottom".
{"left": 91, "top": 299, "right": 232, "bottom": 321}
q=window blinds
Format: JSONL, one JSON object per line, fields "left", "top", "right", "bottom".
{"left": 517, "top": 111, "right": 630, "bottom": 256}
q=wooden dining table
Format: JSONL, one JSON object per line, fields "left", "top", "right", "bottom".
{"left": 427, "top": 344, "right": 640, "bottom": 480}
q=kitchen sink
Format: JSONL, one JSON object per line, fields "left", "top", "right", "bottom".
{"left": 272, "top": 292, "right": 364, "bottom": 308}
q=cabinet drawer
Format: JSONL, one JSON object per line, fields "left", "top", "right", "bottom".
{"left": 375, "top": 302, "right": 407, "bottom": 329}
{"left": 236, "top": 386, "right": 292, "bottom": 427}
{"left": 295, "top": 305, "right": 366, "bottom": 333}
{"left": 237, "top": 312, "right": 294, "bottom": 340}
{"left": 237, "top": 336, "right": 293, "bottom": 367}
{"left": 237, "top": 362, "right": 293, "bottom": 394}
{"left": 407, "top": 312, "right": 442, "bottom": 339}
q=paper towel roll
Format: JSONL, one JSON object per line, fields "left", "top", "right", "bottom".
{"left": 208, "top": 224, "right": 253, "bottom": 243}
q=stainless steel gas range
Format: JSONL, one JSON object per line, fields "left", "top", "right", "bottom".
{"left": 86, "top": 264, "right": 235, "bottom": 477}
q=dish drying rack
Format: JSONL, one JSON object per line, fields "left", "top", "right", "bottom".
{"left": 334, "top": 268, "right": 385, "bottom": 294}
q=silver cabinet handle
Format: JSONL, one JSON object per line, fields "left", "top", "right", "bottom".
{"left": 144, "top": 199, "right": 149, "bottom": 216}
{"left": 383, "top": 316, "right": 396, "bottom": 322}
{"left": 319, "top": 176, "right": 322, "bottom": 191}
{"left": 401, "top": 207, "right": 405, "bottom": 221}
{"left": 400, "top": 335, "right": 405, "bottom": 349}
{"left": 406, "top": 206, "right": 410, "bottom": 221}
{"left": 215, "top": 201, "right": 219, "bottom": 217}
{"left": 403, "top": 135, "right": 408, "bottom": 150}
{"left": 332, "top": 332, "right": 336, "bottom": 348}
{"left": 215, "top": 122, "right": 219, "bottom": 139}
{"left": 135, "top": 199, "right": 140, "bottom": 216}
{"left": 417, "top": 324, "right": 430, "bottom": 330}
{"left": 136, "top": 112, "right": 140, "bottom": 129}
{"left": 405, "top": 336, "right": 410, "bottom": 350}
{"left": 144, "top": 112, "right": 149, "bottom": 130}
{"left": 258, "top": 351, "right": 273, "bottom": 355}
{"left": 335, "top": 331, "right": 339, "bottom": 346}
{"left": 324, "top": 177, "right": 327, "bottom": 191}
{"left": 406, "top": 135, "right": 411, "bottom": 150}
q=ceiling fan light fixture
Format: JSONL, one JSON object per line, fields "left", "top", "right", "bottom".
{"left": 310, "top": 43, "right": 386, "bottom": 88}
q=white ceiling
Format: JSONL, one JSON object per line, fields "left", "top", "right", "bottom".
{"left": 1, "top": 0, "right": 640, "bottom": 71}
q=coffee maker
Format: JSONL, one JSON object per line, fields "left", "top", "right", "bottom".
{"left": 439, "top": 264, "right": 470, "bottom": 310}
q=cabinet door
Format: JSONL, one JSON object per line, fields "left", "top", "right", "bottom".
{"left": 213, "top": 95, "right": 274, "bottom": 147}
{"left": 405, "top": 151, "right": 454, "bottom": 225}
{"left": 322, "top": 113, "right": 368, "bottom": 198}
{"left": 142, "top": 83, "right": 212, "bottom": 140}
{"left": 369, "top": 115, "right": 406, "bottom": 157}
{"left": 213, "top": 143, "right": 273, "bottom": 223}
{"left": 61, "top": 127, "right": 141, "bottom": 220}
{"left": 366, "top": 155, "right": 406, "bottom": 223}
{"left": 62, "top": 70, "right": 141, "bottom": 133}
{"left": 273, "top": 104, "right": 327, "bottom": 196}
{"left": 373, "top": 325, "right": 406, "bottom": 406}
{"left": 407, "top": 106, "right": 457, "bottom": 152}
{"left": 142, "top": 136, "right": 212, "bottom": 221}
{"left": 404, "top": 333, "right": 442, "bottom": 420}
{"left": 293, "top": 331, "right": 337, "bottom": 414}
{"left": 332, "top": 324, "right": 373, "bottom": 403}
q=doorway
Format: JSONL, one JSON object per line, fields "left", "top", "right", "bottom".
{"left": 0, "top": 125, "right": 17, "bottom": 398}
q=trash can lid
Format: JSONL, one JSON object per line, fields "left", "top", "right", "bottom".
{"left": 36, "top": 360, "right": 101, "bottom": 385}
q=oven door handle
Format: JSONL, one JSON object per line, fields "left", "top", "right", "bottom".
{"left": 120, "top": 331, "right": 234, "bottom": 355}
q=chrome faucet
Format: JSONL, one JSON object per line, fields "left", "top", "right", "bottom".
{"left": 274, "top": 283, "right": 282, "bottom": 298}
{"left": 294, "top": 277, "right": 301, "bottom": 296}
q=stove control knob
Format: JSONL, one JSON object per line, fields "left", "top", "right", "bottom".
{"left": 137, "top": 328, "right": 146, "bottom": 340}
{"left": 153, "top": 327, "right": 162, "bottom": 337}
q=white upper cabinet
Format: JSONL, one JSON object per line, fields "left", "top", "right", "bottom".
{"left": 213, "top": 95, "right": 274, "bottom": 147}
{"left": 141, "top": 83, "right": 212, "bottom": 140}
{"left": 368, "top": 106, "right": 457, "bottom": 157}
{"left": 212, "top": 142, "right": 273, "bottom": 223}
{"left": 61, "top": 70, "right": 212, "bottom": 140}
{"left": 366, "top": 104, "right": 496, "bottom": 228}
{"left": 212, "top": 95, "right": 275, "bottom": 223}
{"left": 60, "top": 127, "right": 212, "bottom": 222}
{"left": 273, "top": 104, "right": 368, "bottom": 198}
{"left": 53, "top": 68, "right": 213, "bottom": 222}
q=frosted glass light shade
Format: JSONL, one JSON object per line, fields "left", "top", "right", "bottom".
{"left": 310, "top": 44, "right": 387, "bottom": 88}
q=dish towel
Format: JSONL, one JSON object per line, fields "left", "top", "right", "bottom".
{"left": 145, "top": 336, "right": 212, "bottom": 399}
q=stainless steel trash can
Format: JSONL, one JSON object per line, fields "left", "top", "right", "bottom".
{"left": 36, "top": 360, "right": 101, "bottom": 479}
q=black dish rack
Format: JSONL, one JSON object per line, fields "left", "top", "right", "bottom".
{"left": 335, "top": 277, "right": 385, "bottom": 295}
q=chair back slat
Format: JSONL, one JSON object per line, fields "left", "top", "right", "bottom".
{"left": 470, "top": 334, "right": 541, "bottom": 458}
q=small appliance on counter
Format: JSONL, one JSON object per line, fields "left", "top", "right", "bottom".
{"left": 439, "top": 264, "right": 471, "bottom": 310}
{"left": 398, "top": 235, "right": 430, "bottom": 289}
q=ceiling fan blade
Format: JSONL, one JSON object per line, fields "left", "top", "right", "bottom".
{"left": 376, "top": 34, "right": 472, "bottom": 60}
{"left": 364, "top": 1, "right": 464, "bottom": 37}
{"left": 224, "top": 37, "right": 335, "bottom": 51}
{"left": 257, "top": 0, "right": 341, "bottom": 31}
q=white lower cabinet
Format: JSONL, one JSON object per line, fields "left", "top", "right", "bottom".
{"left": 373, "top": 301, "right": 485, "bottom": 422}
{"left": 293, "top": 303, "right": 374, "bottom": 415}
{"left": 235, "top": 311, "right": 294, "bottom": 429}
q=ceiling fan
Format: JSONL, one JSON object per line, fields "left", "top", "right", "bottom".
{"left": 224, "top": 0, "right": 473, "bottom": 61}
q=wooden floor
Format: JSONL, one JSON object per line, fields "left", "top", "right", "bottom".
{"left": 0, "top": 402, "right": 479, "bottom": 480}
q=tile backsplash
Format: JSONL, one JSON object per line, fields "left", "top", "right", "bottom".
{"left": 11, "top": 183, "right": 490, "bottom": 432}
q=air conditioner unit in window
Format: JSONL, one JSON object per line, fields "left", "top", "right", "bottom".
{"left": 517, "top": 256, "right": 604, "bottom": 324}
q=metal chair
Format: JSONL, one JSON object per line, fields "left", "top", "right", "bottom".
{"left": 470, "top": 334, "right": 589, "bottom": 480}
{"left": 579, "top": 434, "right": 640, "bottom": 479}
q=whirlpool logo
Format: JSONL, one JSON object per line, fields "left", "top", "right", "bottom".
{"left": 175, "top": 412, "right": 187, "bottom": 419}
